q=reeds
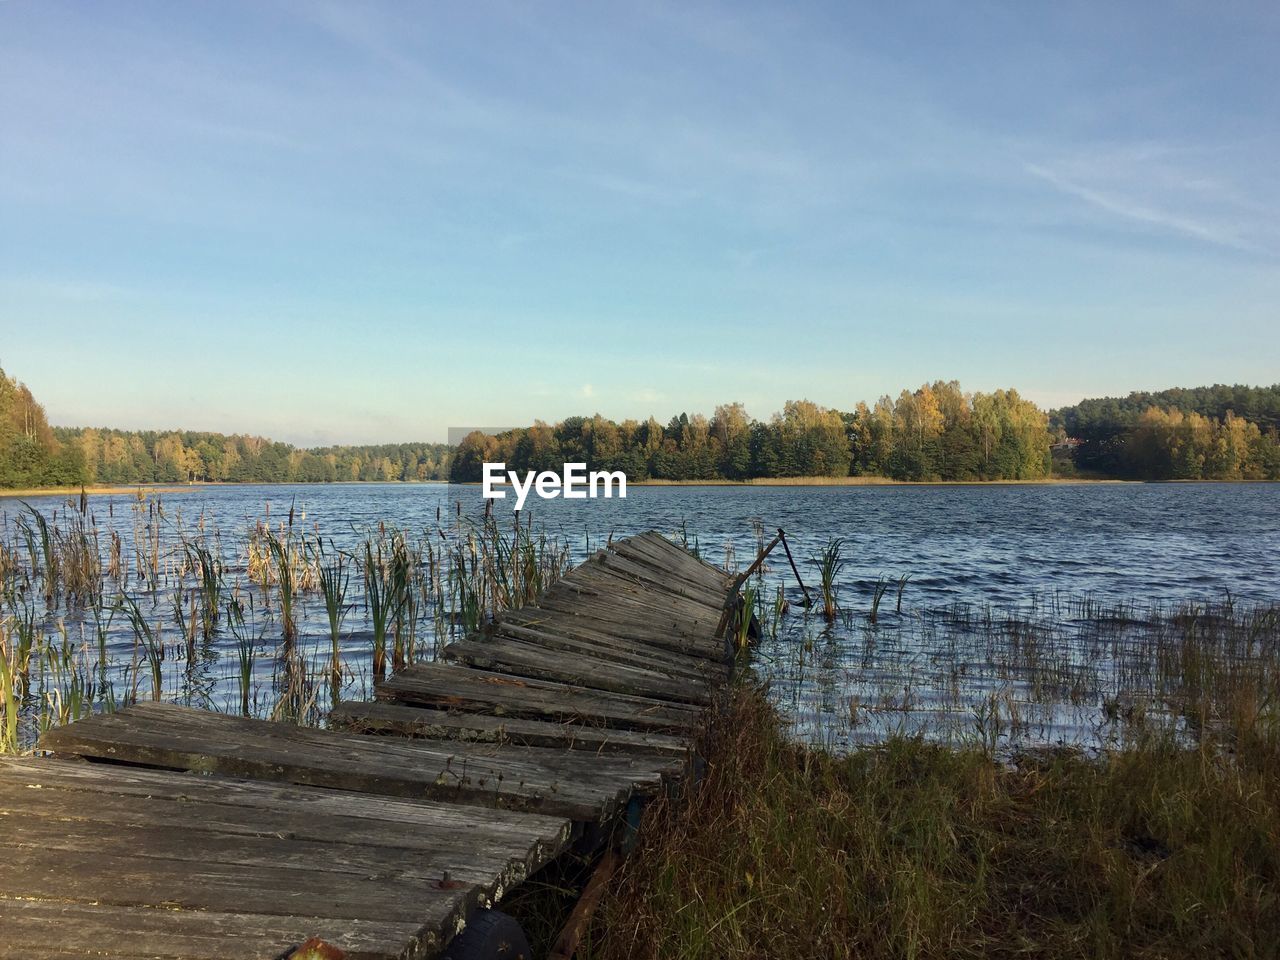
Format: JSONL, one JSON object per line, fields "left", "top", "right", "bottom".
{"left": 0, "top": 619, "right": 19, "bottom": 753}
{"left": 868, "top": 575, "right": 890, "bottom": 624}
{"left": 183, "top": 537, "right": 222, "bottom": 640}
{"left": 312, "top": 538, "right": 350, "bottom": 703}
{"left": 811, "top": 537, "right": 844, "bottom": 622}
{"left": 363, "top": 535, "right": 405, "bottom": 682}
{"left": 262, "top": 526, "right": 298, "bottom": 643}
{"left": 119, "top": 595, "right": 163, "bottom": 702}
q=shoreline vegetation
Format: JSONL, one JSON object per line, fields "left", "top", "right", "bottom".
{"left": 579, "top": 677, "right": 1280, "bottom": 960}
{"left": 3, "top": 366, "right": 1279, "bottom": 491}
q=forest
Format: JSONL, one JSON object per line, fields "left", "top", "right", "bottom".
{"left": 50, "top": 428, "right": 454, "bottom": 485}
{"left": 0, "top": 365, "right": 452, "bottom": 487}
{"left": 0, "top": 367, "right": 87, "bottom": 487}
{"left": 5, "top": 364, "right": 1279, "bottom": 487}
{"left": 1053, "top": 384, "right": 1280, "bottom": 480}
{"left": 450, "top": 383, "right": 1052, "bottom": 483}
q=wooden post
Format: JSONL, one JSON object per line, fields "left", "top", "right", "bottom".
{"left": 548, "top": 848, "right": 621, "bottom": 960}
{"left": 778, "top": 528, "right": 811, "bottom": 607}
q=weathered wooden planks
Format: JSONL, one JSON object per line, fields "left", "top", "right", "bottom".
{"left": 0, "top": 755, "right": 572, "bottom": 960}
{"left": 502, "top": 605, "right": 724, "bottom": 663}
{"left": 13, "top": 531, "right": 735, "bottom": 960}
{"left": 443, "top": 636, "right": 712, "bottom": 705}
{"left": 491, "top": 619, "right": 716, "bottom": 682}
{"left": 330, "top": 700, "right": 689, "bottom": 756}
{"left": 377, "top": 662, "right": 703, "bottom": 733}
{"left": 37, "top": 701, "right": 683, "bottom": 822}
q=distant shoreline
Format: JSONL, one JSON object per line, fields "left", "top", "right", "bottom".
{"left": 7, "top": 476, "right": 1276, "bottom": 500}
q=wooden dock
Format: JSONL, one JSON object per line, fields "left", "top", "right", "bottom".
{"left": 0, "top": 532, "right": 735, "bottom": 960}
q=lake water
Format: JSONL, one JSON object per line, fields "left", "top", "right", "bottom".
{"left": 4, "top": 481, "right": 1278, "bottom": 751}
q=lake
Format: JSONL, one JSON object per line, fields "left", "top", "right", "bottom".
{"left": 4, "top": 481, "right": 1278, "bottom": 752}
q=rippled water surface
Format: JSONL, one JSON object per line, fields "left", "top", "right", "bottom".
{"left": 13, "top": 481, "right": 1276, "bottom": 606}
{"left": 5, "top": 481, "right": 1277, "bottom": 751}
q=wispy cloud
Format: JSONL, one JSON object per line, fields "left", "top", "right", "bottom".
{"left": 1025, "top": 144, "right": 1276, "bottom": 256}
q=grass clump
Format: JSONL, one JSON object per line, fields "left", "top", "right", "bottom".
{"left": 585, "top": 685, "right": 1280, "bottom": 960}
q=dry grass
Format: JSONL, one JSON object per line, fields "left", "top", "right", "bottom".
{"left": 584, "top": 684, "right": 1280, "bottom": 960}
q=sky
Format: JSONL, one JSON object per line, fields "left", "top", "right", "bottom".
{"left": 2, "top": 1, "right": 1278, "bottom": 445}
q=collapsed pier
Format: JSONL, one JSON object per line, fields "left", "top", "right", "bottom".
{"left": 0, "top": 532, "right": 735, "bottom": 960}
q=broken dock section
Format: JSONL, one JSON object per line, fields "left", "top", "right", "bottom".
{"left": 1, "top": 531, "right": 736, "bottom": 959}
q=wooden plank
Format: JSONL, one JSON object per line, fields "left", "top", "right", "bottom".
{"left": 0, "top": 756, "right": 570, "bottom": 850}
{"left": 570, "top": 556, "right": 728, "bottom": 615}
{"left": 37, "top": 703, "right": 680, "bottom": 822}
{"left": 503, "top": 606, "right": 724, "bottom": 663}
{"left": 615, "top": 534, "right": 732, "bottom": 593}
{"left": 0, "top": 900, "right": 424, "bottom": 960}
{"left": 377, "top": 663, "right": 701, "bottom": 733}
{"left": 3, "top": 532, "right": 729, "bottom": 959}
{"left": 546, "top": 572, "right": 726, "bottom": 636}
{"left": 558, "top": 559, "right": 727, "bottom": 616}
{"left": 635, "top": 530, "right": 736, "bottom": 583}
{"left": 329, "top": 700, "right": 689, "bottom": 757}
{"left": 518, "top": 602, "right": 726, "bottom": 664}
{"left": 492, "top": 620, "right": 716, "bottom": 683}
{"left": 519, "top": 589, "right": 723, "bottom": 643}
{"left": 443, "top": 636, "right": 712, "bottom": 706}
{"left": 0, "top": 758, "right": 573, "bottom": 882}
{"left": 2, "top": 844, "right": 474, "bottom": 924}
{"left": 0, "top": 756, "right": 574, "bottom": 960}
{"left": 3, "top": 816, "right": 528, "bottom": 887}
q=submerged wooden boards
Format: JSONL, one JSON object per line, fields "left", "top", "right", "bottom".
{"left": 0, "top": 755, "right": 571, "bottom": 960}
{"left": 38, "top": 701, "right": 681, "bottom": 823}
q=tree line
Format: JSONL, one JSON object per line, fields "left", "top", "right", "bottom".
{"left": 48, "top": 428, "right": 454, "bottom": 485}
{"left": 1052, "top": 384, "right": 1280, "bottom": 480}
{"left": 8, "top": 361, "right": 1277, "bottom": 488}
{"left": 450, "top": 382, "right": 1053, "bottom": 483}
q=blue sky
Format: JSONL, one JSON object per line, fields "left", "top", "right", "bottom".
{"left": 2, "top": 1, "right": 1277, "bottom": 445}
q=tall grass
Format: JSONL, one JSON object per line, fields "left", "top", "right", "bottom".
{"left": 312, "top": 538, "right": 350, "bottom": 703}
{"left": 868, "top": 574, "right": 890, "bottom": 624}
{"left": 811, "top": 538, "right": 844, "bottom": 622}
{"left": 363, "top": 536, "right": 403, "bottom": 682}
{"left": 0, "top": 496, "right": 581, "bottom": 751}
{"left": 0, "top": 619, "right": 19, "bottom": 753}
{"left": 262, "top": 526, "right": 298, "bottom": 643}
{"left": 182, "top": 537, "right": 223, "bottom": 640}
{"left": 585, "top": 681, "right": 1280, "bottom": 960}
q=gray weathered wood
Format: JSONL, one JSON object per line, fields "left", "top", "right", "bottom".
{"left": 9, "top": 531, "right": 734, "bottom": 960}
{"left": 443, "top": 636, "right": 712, "bottom": 705}
{"left": 330, "top": 700, "right": 689, "bottom": 756}
{"left": 37, "top": 702, "right": 681, "bottom": 822}
{"left": 491, "top": 620, "right": 716, "bottom": 682}
{"left": 377, "top": 662, "right": 702, "bottom": 733}
{"left": 0, "top": 756, "right": 573, "bottom": 960}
